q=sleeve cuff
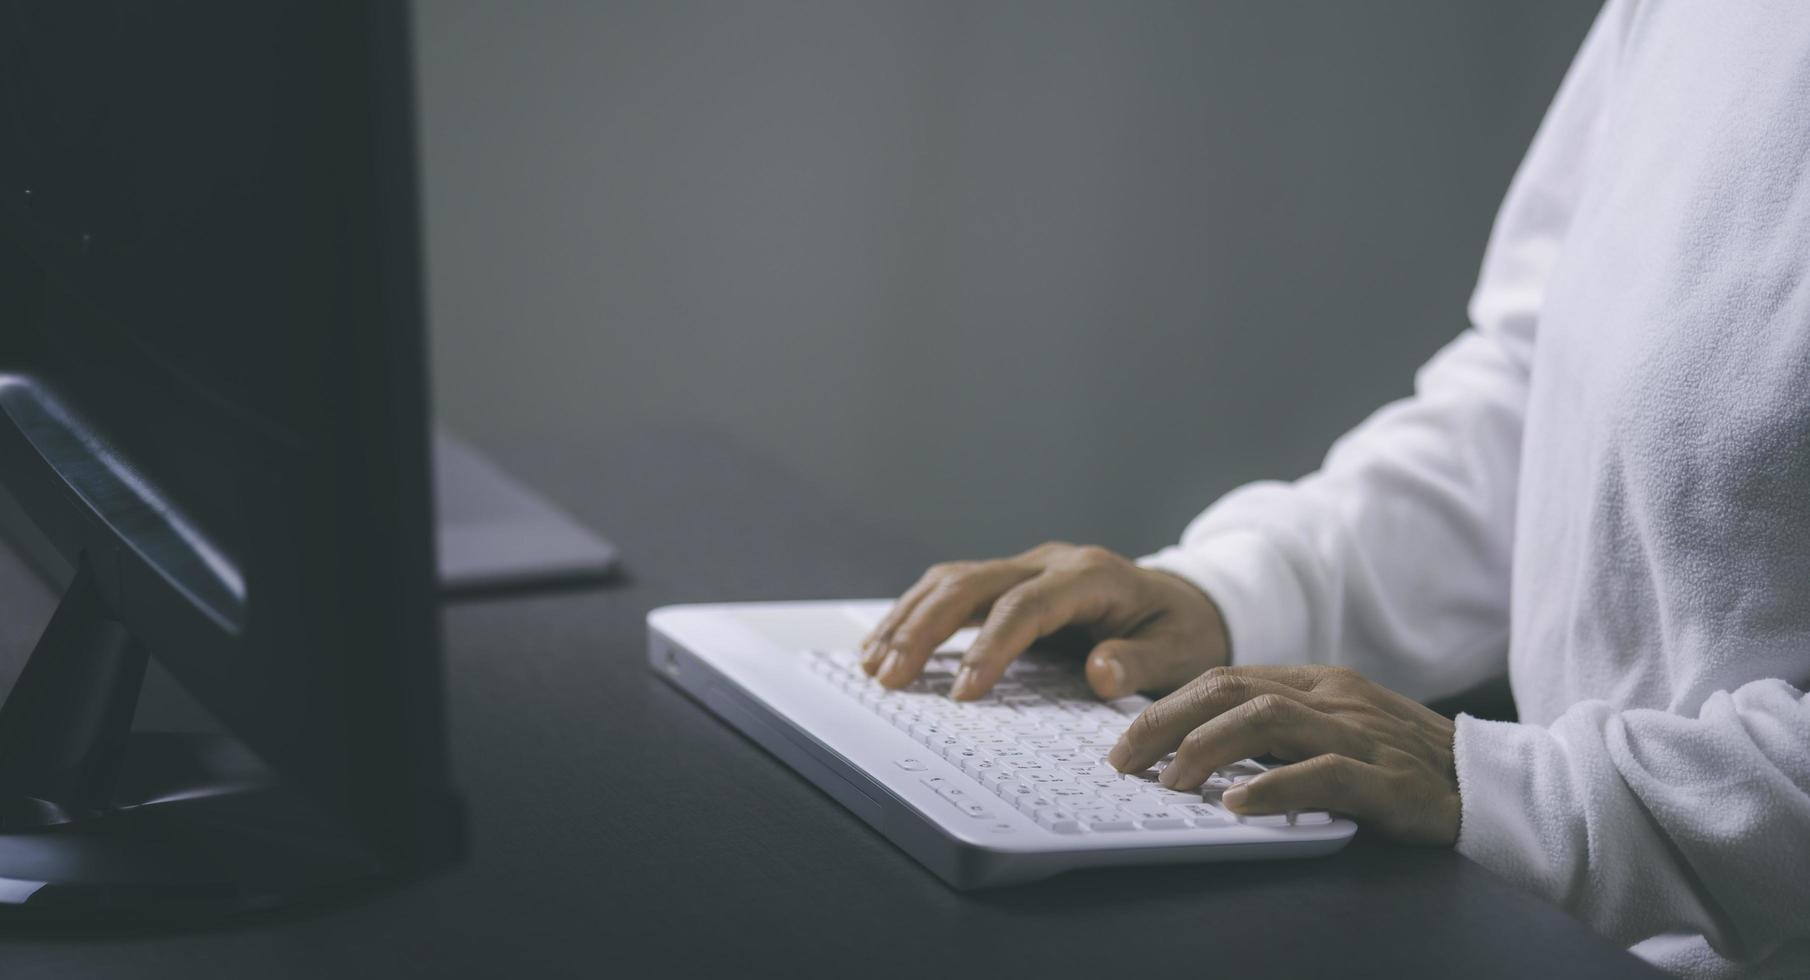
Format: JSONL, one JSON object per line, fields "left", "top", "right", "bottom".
{"left": 1137, "top": 530, "right": 1312, "bottom": 668}
{"left": 1453, "top": 713, "right": 1576, "bottom": 907}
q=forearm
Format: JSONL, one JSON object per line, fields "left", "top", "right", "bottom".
{"left": 1454, "top": 679, "right": 1810, "bottom": 961}
{"left": 1141, "top": 324, "right": 1527, "bottom": 703}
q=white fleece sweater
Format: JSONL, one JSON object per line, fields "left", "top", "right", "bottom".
{"left": 1140, "top": 3, "right": 1810, "bottom": 977}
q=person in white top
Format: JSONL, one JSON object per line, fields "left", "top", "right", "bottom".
{"left": 857, "top": 2, "right": 1810, "bottom": 977}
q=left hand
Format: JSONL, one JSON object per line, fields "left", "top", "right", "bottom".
{"left": 1106, "top": 665, "right": 1461, "bottom": 845}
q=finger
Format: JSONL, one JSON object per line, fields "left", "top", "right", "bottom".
{"left": 950, "top": 568, "right": 1122, "bottom": 700}
{"left": 1222, "top": 753, "right": 1389, "bottom": 820}
{"left": 1158, "top": 694, "right": 1370, "bottom": 790}
{"left": 1085, "top": 633, "right": 1212, "bottom": 700}
{"left": 1108, "top": 671, "right": 1308, "bottom": 772}
{"left": 861, "top": 573, "right": 943, "bottom": 673}
{"left": 876, "top": 562, "right": 1036, "bottom": 689}
{"left": 1217, "top": 664, "right": 1435, "bottom": 728}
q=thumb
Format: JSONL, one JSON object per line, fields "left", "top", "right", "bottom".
{"left": 1085, "top": 636, "right": 1201, "bottom": 700}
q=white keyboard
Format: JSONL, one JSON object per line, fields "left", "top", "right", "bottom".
{"left": 806, "top": 647, "right": 1333, "bottom": 834}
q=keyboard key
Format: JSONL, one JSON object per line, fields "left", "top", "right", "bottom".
{"left": 1086, "top": 820, "right": 1138, "bottom": 832}
{"left": 922, "top": 776, "right": 993, "bottom": 818}
{"left": 1239, "top": 813, "right": 1292, "bottom": 828}
{"left": 1294, "top": 811, "right": 1334, "bottom": 826}
{"left": 1179, "top": 803, "right": 1231, "bottom": 826}
{"left": 962, "top": 758, "right": 996, "bottom": 779}
{"left": 1016, "top": 795, "right": 1055, "bottom": 814}
{"left": 982, "top": 770, "right": 1018, "bottom": 792}
{"left": 999, "top": 781, "right": 1036, "bottom": 801}
{"left": 1067, "top": 798, "right": 1118, "bottom": 814}
{"left": 1140, "top": 818, "right": 1190, "bottom": 830}
{"left": 894, "top": 757, "right": 928, "bottom": 772}
{"left": 1138, "top": 788, "right": 1204, "bottom": 809}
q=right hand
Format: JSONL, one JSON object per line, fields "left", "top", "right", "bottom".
{"left": 859, "top": 542, "right": 1230, "bottom": 702}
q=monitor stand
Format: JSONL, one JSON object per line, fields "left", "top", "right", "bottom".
{"left": 433, "top": 428, "right": 620, "bottom": 596}
{"left": 0, "top": 560, "right": 389, "bottom": 921}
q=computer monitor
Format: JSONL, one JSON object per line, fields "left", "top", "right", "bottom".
{"left": 0, "top": 0, "right": 462, "bottom": 917}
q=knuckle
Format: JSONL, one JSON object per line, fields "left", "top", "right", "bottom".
{"left": 888, "top": 628, "right": 925, "bottom": 652}
{"left": 1315, "top": 754, "right": 1355, "bottom": 792}
{"left": 1245, "top": 693, "right": 1290, "bottom": 727}
{"left": 992, "top": 588, "right": 1041, "bottom": 623}
{"left": 1320, "top": 665, "right": 1360, "bottom": 686}
{"left": 1070, "top": 545, "right": 1119, "bottom": 569}
{"left": 1200, "top": 670, "right": 1243, "bottom": 704}
{"left": 923, "top": 577, "right": 972, "bottom": 608}
{"left": 925, "top": 560, "right": 969, "bottom": 582}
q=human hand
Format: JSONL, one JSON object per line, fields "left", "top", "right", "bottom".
{"left": 1108, "top": 665, "right": 1460, "bottom": 845}
{"left": 859, "top": 542, "right": 1229, "bottom": 701}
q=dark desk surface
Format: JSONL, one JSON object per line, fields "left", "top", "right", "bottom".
{"left": 0, "top": 429, "right": 1661, "bottom": 979}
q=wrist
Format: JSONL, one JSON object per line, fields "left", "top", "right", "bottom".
{"left": 1140, "top": 566, "right": 1231, "bottom": 669}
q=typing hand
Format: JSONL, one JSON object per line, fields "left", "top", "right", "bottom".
{"left": 1109, "top": 665, "right": 1460, "bottom": 845}
{"left": 859, "top": 542, "right": 1229, "bottom": 701}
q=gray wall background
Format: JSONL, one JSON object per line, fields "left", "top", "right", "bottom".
{"left": 414, "top": 1, "right": 1600, "bottom": 564}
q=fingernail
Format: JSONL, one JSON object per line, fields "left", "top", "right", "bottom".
{"left": 878, "top": 649, "right": 903, "bottom": 684}
{"left": 1097, "top": 656, "right": 1127, "bottom": 697}
{"left": 1223, "top": 784, "right": 1249, "bottom": 810}
{"left": 951, "top": 666, "right": 978, "bottom": 700}
{"left": 860, "top": 643, "right": 884, "bottom": 674}
{"left": 1106, "top": 740, "right": 1130, "bottom": 771}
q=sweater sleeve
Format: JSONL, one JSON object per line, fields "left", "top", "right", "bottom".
{"left": 1455, "top": 680, "right": 1810, "bottom": 964}
{"left": 1138, "top": 0, "right": 1625, "bottom": 703}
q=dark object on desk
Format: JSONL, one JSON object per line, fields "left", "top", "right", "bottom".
{"left": 0, "top": 0, "right": 460, "bottom": 922}
{"left": 434, "top": 428, "right": 620, "bottom": 596}
{"left": 0, "top": 425, "right": 625, "bottom": 600}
